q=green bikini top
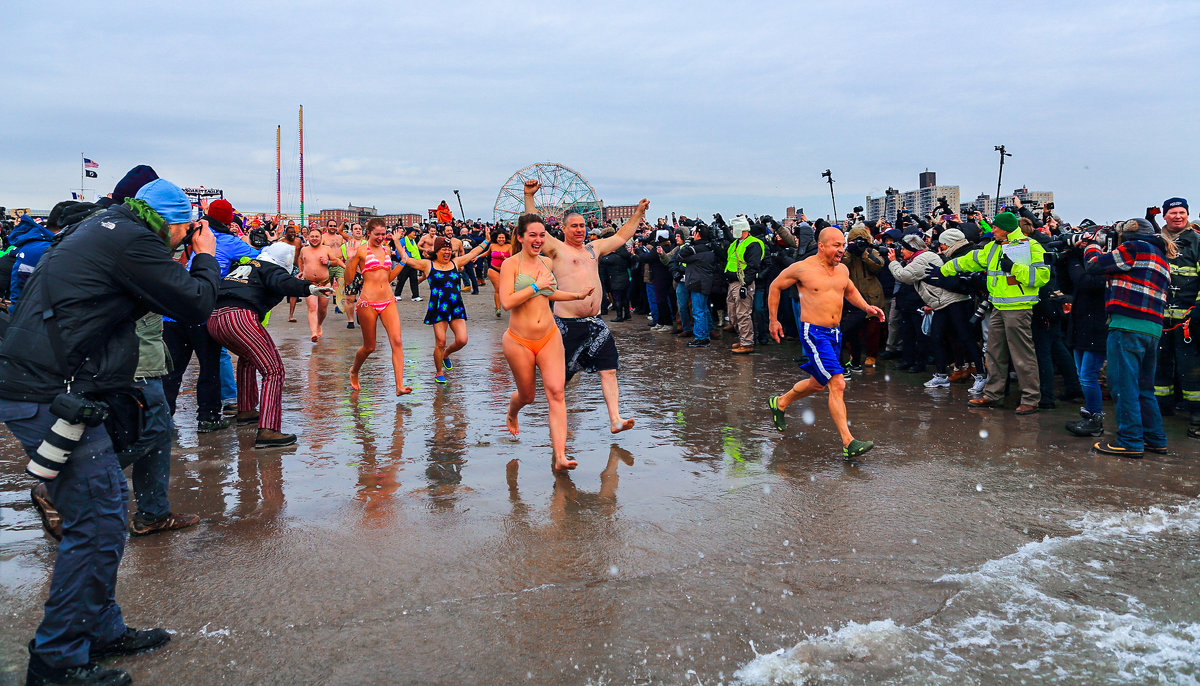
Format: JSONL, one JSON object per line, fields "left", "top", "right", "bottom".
{"left": 513, "top": 253, "right": 556, "bottom": 296}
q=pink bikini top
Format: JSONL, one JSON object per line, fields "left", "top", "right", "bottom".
{"left": 362, "top": 250, "right": 392, "bottom": 273}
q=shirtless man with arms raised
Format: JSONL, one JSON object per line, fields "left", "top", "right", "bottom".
{"left": 299, "top": 227, "right": 345, "bottom": 342}
{"left": 524, "top": 179, "right": 648, "bottom": 434}
{"left": 766, "top": 227, "right": 886, "bottom": 458}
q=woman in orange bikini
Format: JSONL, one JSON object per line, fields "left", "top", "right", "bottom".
{"left": 345, "top": 218, "right": 411, "bottom": 395}
{"left": 499, "top": 214, "right": 594, "bottom": 471}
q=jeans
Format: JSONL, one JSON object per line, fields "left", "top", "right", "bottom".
{"left": 646, "top": 282, "right": 658, "bottom": 322}
{"left": 162, "top": 320, "right": 223, "bottom": 423}
{"left": 690, "top": 290, "right": 710, "bottom": 339}
{"left": 1074, "top": 350, "right": 1106, "bottom": 416}
{"left": 676, "top": 281, "right": 692, "bottom": 333}
{"left": 653, "top": 279, "right": 674, "bottom": 327}
{"left": 122, "top": 378, "right": 172, "bottom": 522}
{"left": 1106, "top": 328, "right": 1167, "bottom": 450}
{"left": 753, "top": 287, "right": 768, "bottom": 344}
{"left": 1033, "top": 313, "right": 1081, "bottom": 402}
{"left": 219, "top": 347, "right": 237, "bottom": 404}
{"left": 1, "top": 400, "right": 128, "bottom": 668}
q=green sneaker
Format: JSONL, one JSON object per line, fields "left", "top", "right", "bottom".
{"left": 767, "top": 395, "right": 786, "bottom": 432}
{"left": 843, "top": 439, "right": 874, "bottom": 458}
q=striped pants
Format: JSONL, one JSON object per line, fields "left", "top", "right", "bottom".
{"left": 206, "top": 307, "right": 284, "bottom": 431}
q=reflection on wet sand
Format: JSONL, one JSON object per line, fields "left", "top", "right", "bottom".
{"left": 351, "top": 392, "right": 406, "bottom": 528}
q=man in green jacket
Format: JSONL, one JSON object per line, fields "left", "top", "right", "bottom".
{"left": 940, "top": 212, "right": 1050, "bottom": 414}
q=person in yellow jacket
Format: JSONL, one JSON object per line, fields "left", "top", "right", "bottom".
{"left": 938, "top": 212, "right": 1050, "bottom": 414}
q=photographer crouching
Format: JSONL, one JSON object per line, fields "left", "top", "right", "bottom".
{"left": 0, "top": 178, "right": 220, "bottom": 685}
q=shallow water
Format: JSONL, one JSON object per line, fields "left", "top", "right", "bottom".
{"left": 1, "top": 295, "right": 1197, "bottom": 684}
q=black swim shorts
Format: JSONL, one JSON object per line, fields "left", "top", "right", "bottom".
{"left": 554, "top": 315, "right": 619, "bottom": 381}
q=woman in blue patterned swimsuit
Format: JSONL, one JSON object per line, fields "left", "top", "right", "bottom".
{"left": 395, "top": 235, "right": 489, "bottom": 383}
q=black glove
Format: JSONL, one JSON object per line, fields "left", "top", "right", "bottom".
{"left": 999, "top": 254, "right": 1015, "bottom": 273}
{"left": 847, "top": 241, "right": 866, "bottom": 256}
{"left": 739, "top": 285, "right": 748, "bottom": 299}
{"left": 925, "top": 264, "right": 942, "bottom": 281}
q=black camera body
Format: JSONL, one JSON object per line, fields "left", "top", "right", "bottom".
{"left": 50, "top": 392, "right": 109, "bottom": 427}
{"left": 968, "top": 300, "right": 993, "bottom": 325}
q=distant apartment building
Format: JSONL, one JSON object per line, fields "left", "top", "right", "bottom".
{"left": 603, "top": 204, "right": 639, "bottom": 223}
{"left": 959, "top": 186, "right": 1054, "bottom": 218}
{"left": 865, "top": 171, "right": 960, "bottom": 223}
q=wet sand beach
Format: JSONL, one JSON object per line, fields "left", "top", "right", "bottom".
{"left": 2, "top": 295, "right": 1197, "bottom": 684}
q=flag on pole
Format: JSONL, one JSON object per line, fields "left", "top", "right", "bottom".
{"left": 83, "top": 158, "right": 99, "bottom": 168}
{"left": 85, "top": 170, "right": 98, "bottom": 178}
{"left": 71, "top": 192, "right": 82, "bottom": 200}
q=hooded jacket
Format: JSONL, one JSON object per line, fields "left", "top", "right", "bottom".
{"left": 888, "top": 249, "right": 967, "bottom": 311}
{"left": 0, "top": 204, "right": 220, "bottom": 401}
{"left": 8, "top": 215, "right": 54, "bottom": 305}
{"left": 216, "top": 257, "right": 314, "bottom": 318}
{"left": 840, "top": 224, "right": 885, "bottom": 308}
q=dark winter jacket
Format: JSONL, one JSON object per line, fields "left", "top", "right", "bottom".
{"left": 1062, "top": 248, "right": 1107, "bottom": 354}
{"left": 0, "top": 204, "right": 220, "bottom": 402}
{"left": 598, "top": 245, "right": 633, "bottom": 290}
{"left": 676, "top": 242, "right": 718, "bottom": 294}
{"left": 637, "top": 245, "right": 672, "bottom": 285}
{"left": 8, "top": 215, "right": 54, "bottom": 305}
{"left": 216, "top": 257, "right": 314, "bottom": 318}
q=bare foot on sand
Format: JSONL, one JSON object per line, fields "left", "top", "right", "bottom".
{"left": 506, "top": 408, "right": 520, "bottom": 436}
{"left": 349, "top": 370, "right": 361, "bottom": 391}
{"left": 610, "top": 417, "right": 635, "bottom": 434}
{"left": 395, "top": 386, "right": 413, "bottom": 396}
{"left": 552, "top": 454, "right": 578, "bottom": 471}
{"left": 311, "top": 334, "right": 320, "bottom": 342}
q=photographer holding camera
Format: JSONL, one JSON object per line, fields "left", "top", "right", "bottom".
{"left": 0, "top": 177, "right": 220, "bottom": 685}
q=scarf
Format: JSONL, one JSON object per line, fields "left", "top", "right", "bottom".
{"left": 123, "top": 197, "right": 171, "bottom": 247}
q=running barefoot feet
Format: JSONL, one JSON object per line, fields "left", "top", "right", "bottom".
{"left": 395, "top": 385, "right": 413, "bottom": 396}
{"left": 610, "top": 417, "right": 635, "bottom": 434}
{"left": 349, "top": 370, "right": 361, "bottom": 391}
{"left": 505, "top": 407, "right": 520, "bottom": 436}
{"left": 288, "top": 317, "right": 297, "bottom": 322}
{"left": 552, "top": 454, "right": 578, "bottom": 471}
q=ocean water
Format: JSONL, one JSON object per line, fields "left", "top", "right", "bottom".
{"left": 736, "top": 501, "right": 1200, "bottom": 685}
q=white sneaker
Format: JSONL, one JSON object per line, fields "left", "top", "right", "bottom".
{"left": 924, "top": 373, "right": 951, "bottom": 388}
{"left": 970, "top": 374, "right": 987, "bottom": 394}
{"left": 412, "top": 296, "right": 423, "bottom": 302}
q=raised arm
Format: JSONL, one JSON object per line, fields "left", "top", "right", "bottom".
{"left": 592, "top": 198, "right": 650, "bottom": 257}
{"left": 452, "top": 239, "right": 489, "bottom": 270}
{"left": 391, "top": 236, "right": 431, "bottom": 273}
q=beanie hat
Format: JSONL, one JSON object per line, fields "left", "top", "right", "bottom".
{"left": 47, "top": 201, "right": 80, "bottom": 231}
{"left": 433, "top": 236, "right": 451, "bottom": 253}
{"left": 206, "top": 199, "right": 234, "bottom": 225}
{"left": 112, "top": 165, "right": 159, "bottom": 203}
{"left": 881, "top": 228, "right": 904, "bottom": 242}
{"left": 135, "top": 179, "right": 193, "bottom": 225}
{"left": 730, "top": 216, "right": 751, "bottom": 234}
{"left": 991, "top": 212, "right": 1018, "bottom": 233}
{"left": 1163, "top": 197, "right": 1188, "bottom": 214}
{"left": 901, "top": 234, "right": 926, "bottom": 251}
{"left": 939, "top": 228, "right": 966, "bottom": 247}
{"left": 1119, "top": 218, "right": 1156, "bottom": 237}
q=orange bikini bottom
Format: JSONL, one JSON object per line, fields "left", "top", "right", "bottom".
{"left": 504, "top": 328, "right": 556, "bottom": 355}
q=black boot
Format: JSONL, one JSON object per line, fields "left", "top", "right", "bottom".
{"left": 1065, "top": 410, "right": 1104, "bottom": 437}
{"left": 27, "top": 642, "right": 130, "bottom": 686}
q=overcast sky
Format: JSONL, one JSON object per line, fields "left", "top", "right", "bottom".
{"left": 2, "top": 1, "right": 1196, "bottom": 224}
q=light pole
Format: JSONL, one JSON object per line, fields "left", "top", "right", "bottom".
{"left": 994, "top": 145, "right": 1011, "bottom": 214}
{"left": 821, "top": 169, "right": 837, "bottom": 221}
{"left": 453, "top": 190, "right": 466, "bottom": 221}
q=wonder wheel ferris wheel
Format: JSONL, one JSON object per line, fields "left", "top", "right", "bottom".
{"left": 493, "top": 163, "right": 602, "bottom": 226}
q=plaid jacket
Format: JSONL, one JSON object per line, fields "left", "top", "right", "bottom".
{"left": 1084, "top": 236, "right": 1170, "bottom": 324}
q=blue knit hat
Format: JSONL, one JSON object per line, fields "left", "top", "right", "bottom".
{"left": 135, "top": 179, "right": 192, "bottom": 224}
{"left": 1163, "top": 197, "right": 1188, "bottom": 214}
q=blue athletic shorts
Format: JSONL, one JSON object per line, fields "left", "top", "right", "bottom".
{"left": 799, "top": 323, "right": 844, "bottom": 386}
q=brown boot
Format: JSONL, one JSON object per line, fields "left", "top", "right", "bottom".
{"left": 235, "top": 410, "right": 260, "bottom": 425}
{"left": 255, "top": 428, "right": 297, "bottom": 449}
{"left": 732, "top": 345, "right": 754, "bottom": 354}
{"left": 948, "top": 367, "right": 970, "bottom": 383}
{"left": 129, "top": 512, "right": 200, "bottom": 536}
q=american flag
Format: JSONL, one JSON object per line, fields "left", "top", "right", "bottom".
{"left": 83, "top": 158, "right": 98, "bottom": 168}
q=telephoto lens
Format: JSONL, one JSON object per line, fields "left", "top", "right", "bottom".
{"left": 25, "top": 393, "right": 109, "bottom": 480}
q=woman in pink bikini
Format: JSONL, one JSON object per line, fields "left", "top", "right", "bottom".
{"left": 345, "top": 218, "right": 410, "bottom": 395}
{"left": 486, "top": 230, "right": 511, "bottom": 317}
{"left": 499, "top": 214, "right": 594, "bottom": 471}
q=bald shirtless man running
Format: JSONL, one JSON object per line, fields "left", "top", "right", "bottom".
{"left": 524, "top": 179, "right": 649, "bottom": 434}
{"left": 766, "top": 227, "right": 886, "bottom": 458}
